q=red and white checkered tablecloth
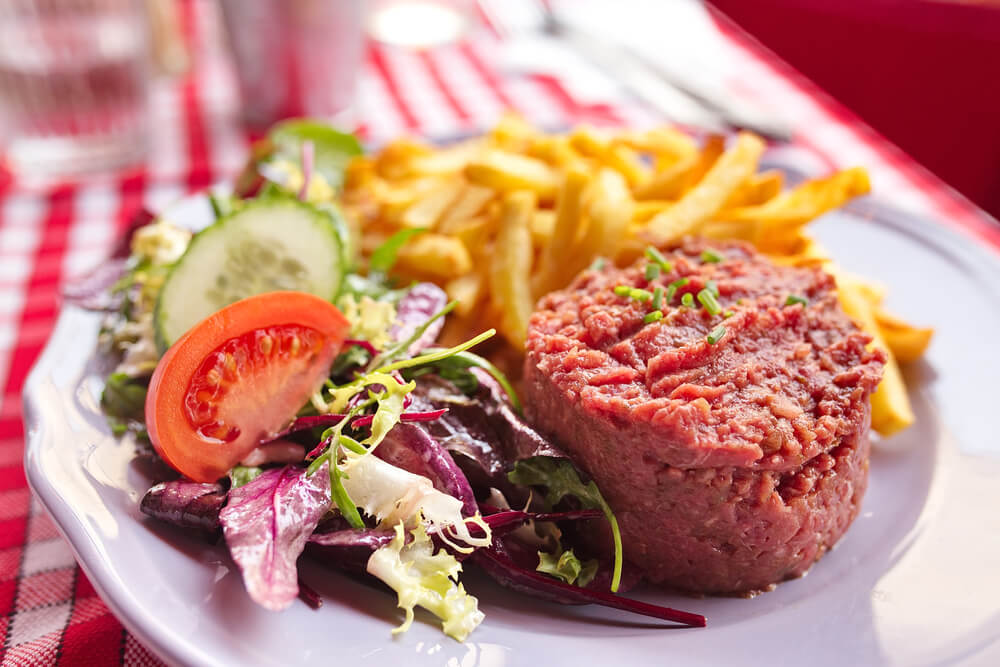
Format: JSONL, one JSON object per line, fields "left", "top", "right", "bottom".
{"left": 1, "top": 1, "right": 997, "bottom": 664}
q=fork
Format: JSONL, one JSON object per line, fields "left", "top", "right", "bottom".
{"left": 479, "top": 0, "right": 792, "bottom": 140}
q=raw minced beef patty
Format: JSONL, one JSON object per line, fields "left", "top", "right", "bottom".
{"left": 523, "top": 238, "right": 886, "bottom": 594}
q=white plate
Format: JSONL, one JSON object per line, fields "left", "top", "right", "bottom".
{"left": 24, "top": 191, "right": 1000, "bottom": 666}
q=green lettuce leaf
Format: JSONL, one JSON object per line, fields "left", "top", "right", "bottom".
{"left": 229, "top": 465, "right": 263, "bottom": 489}
{"left": 268, "top": 119, "right": 362, "bottom": 190}
{"left": 369, "top": 227, "right": 428, "bottom": 275}
{"left": 508, "top": 457, "right": 623, "bottom": 592}
{"left": 101, "top": 373, "right": 149, "bottom": 439}
{"left": 537, "top": 548, "right": 598, "bottom": 587}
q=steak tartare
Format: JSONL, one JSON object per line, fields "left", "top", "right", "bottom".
{"left": 523, "top": 239, "right": 886, "bottom": 594}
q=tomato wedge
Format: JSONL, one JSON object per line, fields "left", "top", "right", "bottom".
{"left": 145, "top": 291, "right": 349, "bottom": 482}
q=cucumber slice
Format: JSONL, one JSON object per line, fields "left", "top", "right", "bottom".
{"left": 154, "top": 198, "right": 345, "bottom": 349}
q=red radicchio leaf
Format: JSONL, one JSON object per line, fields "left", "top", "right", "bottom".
{"left": 139, "top": 479, "right": 227, "bottom": 535}
{"left": 219, "top": 463, "right": 331, "bottom": 611}
{"left": 344, "top": 339, "right": 378, "bottom": 356}
{"left": 472, "top": 540, "right": 705, "bottom": 628}
{"left": 306, "top": 528, "right": 397, "bottom": 574}
{"left": 389, "top": 282, "right": 448, "bottom": 355}
{"left": 373, "top": 423, "right": 477, "bottom": 516}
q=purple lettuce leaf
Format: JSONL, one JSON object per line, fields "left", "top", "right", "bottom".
{"left": 408, "top": 375, "right": 508, "bottom": 490}
{"left": 62, "top": 258, "right": 130, "bottom": 311}
{"left": 139, "top": 480, "right": 227, "bottom": 535}
{"left": 373, "top": 423, "right": 477, "bottom": 516}
{"left": 389, "top": 282, "right": 448, "bottom": 355}
{"left": 306, "top": 527, "right": 397, "bottom": 574}
{"left": 408, "top": 370, "right": 565, "bottom": 498}
{"left": 471, "top": 368, "right": 564, "bottom": 461}
{"left": 64, "top": 207, "right": 155, "bottom": 311}
{"left": 219, "top": 463, "right": 332, "bottom": 611}
{"left": 480, "top": 508, "right": 603, "bottom": 535}
{"left": 472, "top": 539, "right": 704, "bottom": 627}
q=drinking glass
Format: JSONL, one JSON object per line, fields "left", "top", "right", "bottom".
{"left": 0, "top": 0, "right": 151, "bottom": 176}
{"left": 218, "top": 0, "right": 365, "bottom": 129}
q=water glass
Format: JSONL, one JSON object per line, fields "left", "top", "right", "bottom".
{"left": 218, "top": 0, "right": 365, "bottom": 129}
{"left": 0, "top": 0, "right": 151, "bottom": 176}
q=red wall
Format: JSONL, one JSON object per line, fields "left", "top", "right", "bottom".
{"left": 710, "top": 0, "right": 1000, "bottom": 220}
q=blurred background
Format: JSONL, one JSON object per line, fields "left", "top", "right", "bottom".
{"left": 0, "top": 0, "right": 998, "bottom": 218}
{"left": 710, "top": 0, "right": 1000, "bottom": 223}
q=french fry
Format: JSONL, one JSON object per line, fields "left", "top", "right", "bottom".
{"left": 719, "top": 167, "right": 871, "bottom": 228}
{"left": 450, "top": 214, "right": 497, "bottom": 254}
{"left": 615, "top": 127, "right": 699, "bottom": 163}
{"left": 633, "top": 134, "right": 724, "bottom": 201}
{"left": 532, "top": 168, "right": 590, "bottom": 297}
{"left": 464, "top": 150, "right": 558, "bottom": 198}
{"left": 585, "top": 168, "right": 633, "bottom": 264}
{"left": 445, "top": 272, "right": 483, "bottom": 317}
{"left": 837, "top": 275, "right": 915, "bottom": 436}
{"left": 875, "top": 308, "right": 934, "bottom": 363}
{"left": 530, "top": 209, "right": 556, "bottom": 247}
{"left": 632, "top": 199, "right": 673, "bottom": 223}
{"left": 375, "top": 137, "right": 432, "bottom": 179}
{"left": 527, "top": 135, "right": 581, "bottom": 168}
{"left": 642, "top": 132, "right": 766, "bottom": 244}
{"left": 407, "top": 139, "right": 484, "bottom": 175}
{"left": 490, "top": 112, "right": 538, "bottom": 151}
{"left": 438, "top": 184, "right": 494, "bottom": 232}
{"left": 490, "top": 192, "right": 537, "bottom": 347}
{"left": 722, "top": 169, "right": 784, "bottom": 209}
{"left": 566, "top": 128, "right": 649, "bottom": 187}
{"left": 395, "top": 233, "right": 473, "bottom": 280}
{"left": 400, "top": 180, "right": 465, "bottom": 228}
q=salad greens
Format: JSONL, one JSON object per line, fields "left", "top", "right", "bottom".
{"left": 267, "top": 119, "right": 363, "bottom": 191}
{"left": 537, "top": 548, "right": 598, "bottom": 588}
{"left": 509, "top": 457, "right": 624, "bottom": 592}
{"left": 219, "top": 463, "right": 332, "bottom": 611}
{"left": 100, "top": 373, "right": 148, "bottom": 438}
{"left": 94, "top": 119, "right": 705, "bottom": 642}
{"left": 367, "top": 519, "right": 483, "bottom": 641}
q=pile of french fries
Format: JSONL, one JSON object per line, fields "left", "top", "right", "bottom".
{"left": 341, "top": 115, "right": 932, "bottom": 437}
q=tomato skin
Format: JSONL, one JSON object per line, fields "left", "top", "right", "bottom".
{"left": 145, "top": 291, "right": 349, "bottom": 483}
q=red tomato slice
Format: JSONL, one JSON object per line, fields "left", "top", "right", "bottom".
{"left": 145, "top": 291, "right": 349, "bottom": 483}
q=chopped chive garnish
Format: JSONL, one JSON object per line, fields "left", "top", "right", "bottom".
{"left": 701, "top": 249, "right": 723, "bottom": 263}
{"left": 785, "top": 295, "right": 808, "bottom": 306}
{"left": 706, "top": 280, "right": 719, "bottom": 298}
{"left": 643, "top": 310, "right": 664, "bottom": 324}
{"left": 630, "top": 288, "right": 653, "bottom": 302}
{"left": 645, "top": 263, "right": 661, "bottom": 281}
{"left": 723, "top": 310, "right": 734, "bottom": 318}
{"left": 644, "top": 246, "right": 673, "bottom": 273}
{"left": 652, "top": 286, "right": 664, "bottom": 310}
{"left": 669, "top": 277, "right": 689, "bottom": 289}
{"left": 707, "top": 325, "right": 727, "bottom": 344}
{"left": 590, "top": 257, "right": 606, "bottom": 271}
{"left": 681, "top": 293, "right": 694, "bottom": 308}
{"left": 613, "top": 285, "right": 631, "bottom": 297}
{"left": 697, "top": 289, "right": 722, "bottom": 315}
{"left": 665, "top": 285, "right": 678, "bottom": 303}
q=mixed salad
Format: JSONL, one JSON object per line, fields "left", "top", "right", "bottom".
{"left": 90, "top": 120, "right": 705, "bottom": 641}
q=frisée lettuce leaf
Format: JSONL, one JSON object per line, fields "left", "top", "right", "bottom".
{"left": 367, "top": 519, "right": 484, "bottom": 641}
